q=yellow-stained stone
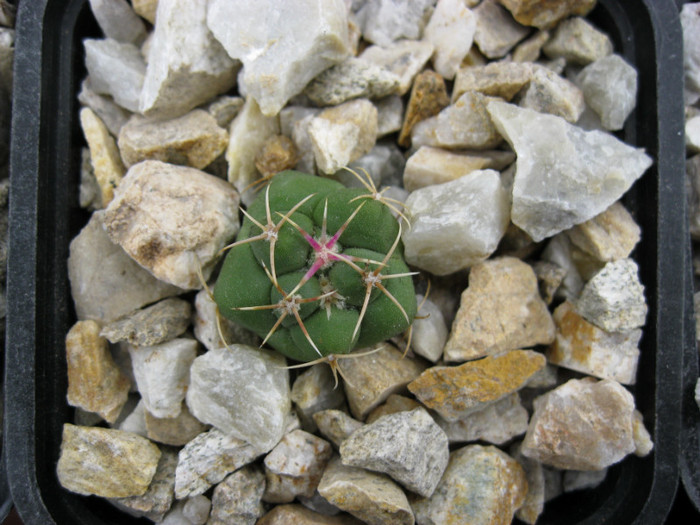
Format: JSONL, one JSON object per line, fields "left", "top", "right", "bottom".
{"left": 499, "top": 0, "right": 596, "bottom": 30}
{"left": 255, "top": 134, "right": 299, "bottom": 178}
{"left": 452, "top": 62, "right": 534, "bottom": 103}
{"left": 80, "top": 107, "right": 126, "bottom": 208}
{"left": 132, "top": 0, "right": 158, "bottom": 24}
{"left": 366, "top": 394, "right": 421, "bottom": 424}
{"left": 408, "top": 349, "right": 546, "bottom": 421}
{"left": 398, "top": 70, "right": 450, "bottom": 147}
{"left": 258, "top": 504, "right": 363, "bottom": 525}
{"left": 66, "top": 319, "right": 131, "bottom": 423}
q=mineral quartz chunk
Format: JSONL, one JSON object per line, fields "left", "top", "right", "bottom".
{"left": 486, "top": 99, "right": 652, "bottom": 242}
{"left": 408, "top": 349, "right": 546, "bottom": 421}
{"left": 78, "top": 79, "right": 130, "bottom": 137}
{"left": 57, "top": 424, "right": 161, "bottom": 498}
{"left": 139, "top": 0, "right": 237, "bottom": 120}
{"left": 183, "top": 496, "right": 212, "bottom": 525}
{"left": 513, "top": 30, "right": 550, "bottom": 62}
{"left": 411, "top": 294, "right": 448, "bottom": 362}
{"left": 360, "top": 39, "right": 434, "bottom": 95}
{"left": 681, "top": 3, "right": 700, "bottom": 104}
{"left": 207, "top": 0, "right": 349, "bottom": 116}
{"left": 186, "top": 345, "right": 290, "bottom": 452}
{"left": 542, "top": 17, "right": 613, "bottom": 65}
{"left": 547, "top": 301, "right": 641, "bottom": 385}
{"left": 340, "top": 407, "right": 449, "bottom": 497}
{"left": 402, "top": 169, "right": 510, "bottom": 275}
{"left": 144, "top": 403, "right": 208, "bottom": 447}
{"left": 411, "top": 444, "right": 528, "bottom": 525}
{"left": 443, "top": 257, "right": 556, "bottom": 361}
{"left": 66, "top": 320, "right": 131, "bottom": 423}
{"left": 84, "top": 38, "right": 145, "bottom": 112}
{"left": 452, "top": 61, "right": 534, "bottom": 102}
{"left": 317, "top": 458, "right": 414, "bottom": 525}
{"left": 100, "top": 297, "right": 191, "bottom": 346}
{"left": 175, "top": 427, "right": 261, "bottom": 499}
{"left": 518, "top": 65, "right": 585, "bottom": 123}
{"left": 290, "top": 364, "right": 346, "bottom": 432}
{"left": 103, "top": 160, "right": 240, "bottom": 289}
{"left": 208, "top": 466, "right": 266, "bottom": 525}
{"left": 576, "top": 54, "right": 638, "bottom": 131}
{"left": 263, "top": 430, "right": 333, "bottom": 503}
{"left": 312, "top": 410, "right": 364, "bottom": 449}
{"left": 68, "top": 211, "right": 181, "bottom": 322}
{"left": 375, "top": 96, "right": 405, "bottom": 137}
{"left": 423, "top": 0, "right": 476, "bottom": 79}
{"left": 498, "top": 0, "right": 596, "bottom": 29}
{"left": 473, "top": 0, "right": 529, "bottom": 59}
{"left": 399, "top": 70, "right": 450, "bottom": 147}
{"left": 88, "top": 0, "right": 147, "bottom": 45}
{"left": 308, "top": 98, "right": 378, "bottom": 175}
{"left": 521, "top": 378, "right": 640, "bottom": 470}
{"left": 355, "top": 0, "right": 435, "bottom": 47}
{"left": 193, "top": 289, "right": 258, "bottom": 351}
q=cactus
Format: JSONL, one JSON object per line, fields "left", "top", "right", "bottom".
{"left": 214, "top": 170, "right": 417, "bottom": 363}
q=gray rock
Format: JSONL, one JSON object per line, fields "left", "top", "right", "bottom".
{"left": 410, "top": 294, "right": 447, "bottom": 363}
{"left": 486, "top": 99, "right": 652, "bottom": 242}
{"left": 376, "top": 95, "right": 404, "bottom": 138}
{"left": 312, "top": 409, "right": 364, "bottom": 449}
{"left": 360, "top": 39, "right": 434, "bottom": 95}
{"left": 100, "top": 297, "right": 191, "bottom": 346}
{"left": 144, "top": 403, "right": 208, "bottom": 447}
{"left": 355, "top": 0, "right": 435, "bottom": 47}
{"left": 183, "top": 495, "right": 211, "bottom": 525}
{"left": 291, "top": 364, "right": 346, "bottom": 432}
{"left": 205, "top": 96, "right": 244, "bottom": 129}
{"left": 473, "top": 0, "right": 529, "bottom": 59}
{"left": 340, "top": 407, "right": 449, "bottom": 498}
{"left": 518, "top": 65, "right": 585, "bottom": 123}
{"left": 208, "top": 466, "right": 266, "bottom": 525}
{"left": 88, "top": 0, "right": 147, "bottom": 45}
{"left": 78, "top": 78, "right": 131, "bottom": 137}
{"left": 423, "top": 0, "right": 475, "bottom": 79}
{"left": 542, "top": 17, "right": 613, "bottom": 65}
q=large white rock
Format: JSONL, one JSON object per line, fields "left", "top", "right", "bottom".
{"left": 423, "top": 0, "right": 476, "bottom": 80}
{"left": 402, "top": 169, "right": 510, "bottom": 275}
{"left": 207, "top": 0, "right": 350, "bottom": 116}
{"left": 140, "top": 0, "right": 238, "bottom": 120}
{"left": 88, "top": 0, "right": 147, "bottom": 45}
{"left": 355, "top": 0, "right": 436, "bottom": 47}
{"left": 487, "top": 100, "right": 652, "bottom": 242}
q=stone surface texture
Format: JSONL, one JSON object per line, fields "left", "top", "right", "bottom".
{"left": 78, "top": 78, "right": 131, "bottom": 138}
{"left": 100, "top": 297, "right": 191, "bottom": 346}
{"left": 290, "top": 364, "right": 346, "bottom": 432}
{"left": 398, "top": 70, "right": 450, "bottom": 147}
{"left": 355, "top": 0, "right": 435, "bottom": 47}
{"left": 499, "top": 0, "right": 596, "bottom": 29}
{"left": 452, "top": 61, "right": 534, "bottom": 102}
{"left": 410, "top": 294, "right": 448, "bottom": 362}
{"left": 517, "top": 65, "right": 585, "bottom": 123}
{"left": 473, "top": 0, "right": 529, "bottom": 58}
{"left": 312, "top": 410, "right": 364, "bottom": 449}
{"left": 423, "top": 0, "right": 476, "bottom": 79}
{"left": 84, "top": 38, "right": 145, "bottom": 112}
{"left": 208, "top": 466, "right": 266, "bottom": 525}
{"left": 143, "top": 403, "right": 208, "bottom": 446}
{"left": 542, "top": 17, "right": 613, "bottom": 65}
{"left": 258, "top": 504, "right": 363, "bottom": 524}
{"left": 255, "top": 135, "right": 299, "bottom": 178}
{"left": 360, "top": 40, "right": 434, "bottom": 96}
{"left": 89, "top": 0, "right": 147, "bottom": 45}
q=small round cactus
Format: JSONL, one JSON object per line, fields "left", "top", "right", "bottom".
{"left": 214, "top": 170, "right": 417, "bottom": 362}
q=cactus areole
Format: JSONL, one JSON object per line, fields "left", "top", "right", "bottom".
{"left": 214, "top": 171, "right": 417, "bottom": 362}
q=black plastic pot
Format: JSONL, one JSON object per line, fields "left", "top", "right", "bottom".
{"left": 3, "top": 0, "right": 686, "bottom": 524}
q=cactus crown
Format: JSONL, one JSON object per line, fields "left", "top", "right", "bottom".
{"left": 214, "top": 170, "right": 417, "bottom": 362}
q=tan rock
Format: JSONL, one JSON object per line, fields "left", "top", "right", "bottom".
{"left": 80, "top": 107, "right": 126, "bottom": 208}
{"left": 258, "top": 504, "right": 363, "bottom": 525}
{"left": 255, "top": 134, "right": 299, "bottom": 178}
{"left": 144, "top": 403, "right": 208, "bottom": 446}
{"left": 444, "top": 257, "right": 556, "bottom": 362}
{"left": 517, "top": 65, "right": 585, "bottom": 123}
{"left": 452, "top": 61, "right": 534, "bottom": 103}
{"left": 132, "top": 0, "right": 157, "bottom": 24}
{"left": 366, "top": 394, "right": 421, "bottom": 424}
{"left": 338, "top": 345, "right": 426, "bottom": 420}
{"left": 512, "top": 30, "right": 550, "bottom": 62}
{"left": 408, "top": 349, "right": 546, "bottom": 421}
{"left": 57, "top": 424, "right": 161, "bottom": 498}
{"left": 312, "top": 409, "right": 364, "bottom": 449}
{"left": 498, "top": 0, "right": 596, "bottom": 29}
{"left": 66, "top": 320, "right": 131, "bottom": 423}
{"left": 473, "top": 0, "right": 530, "bottom": 59}
{"left": 398, "top": 70, "right": 450, "bottom": 147}
{"left": 532, "top": 261, "right": 567, "bottom": 305}
{"left": 542, "top": 17, "right": 613, "bottom": 66}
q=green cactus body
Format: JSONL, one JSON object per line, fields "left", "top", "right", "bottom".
{"left": 214, "top": 170, "right": 417, "bottom": 362}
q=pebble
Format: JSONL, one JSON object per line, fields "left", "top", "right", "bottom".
{"left": 118, "top": 399, "right": 148, "bottom": 437}
{"left": 129, "top": 338, "right": 198, "bottom": 418}
{"left": 410, "top": 294, "right": 448, "bottom": 362}
{"left": 183, "top": 495, "right": 212, "bottom": 525}
{"left": 512, "top": 30, "right": 550, "bottom": 62}
{"left": 88, "top": 0, "right": 147, "bottom": 45}
{"left": 103, "top": 160, "right": 240, "bottom": 290}
{"left": 308, "top": 98, "right": 378, "bottom": 175}
{"left": 174, "top": 427, "right": 261, "bottom": 499}
{"left": 473, "top": 0, "right": 530, "bottom": 59}
{"left": 57, "top": 424, "right": 161, "bottom": 498}
{"left": 423, "top": 0, "right": 476, "bottom": 79}
{"left": 375, "top": 96, "right": 404, "bottom": 137}
{"left": 443, "top": 257, "right": 556, "bottom": 361}
{"left": 263, "top": 429, "right": 333, "bottom": 503}
{"left": 317, "top": 457, "right": 414, "bottom": 525}
{"left": 547, "top": 301, "right": 641, "bottom": 385}
{"left": 290, "top": 364, "right": 347, "bottom": 432}
{"left": 452, "top": 61, "right": 534, "bottom": 102}
{"left": 360, "top": 39, "right": 434, "bottom": 96}
{"left": 355, "top": 0, "right": 435, "bottom": 47}
{"left": 206, "top": 95, "right": 244, "bottom": 129}
{"left": 132, "top": 0, "right": 157, "bottom": 24}
{"left": 499, "top": 0, "right": 596, "bottom": 29}
{"left": 79, "top": 107, "right": 126, "bottom": 209}
{"left": 366, "top": 394, "right": 421, "bottom": 424}
{"left": 340, "top": 407, "right": 449, "bottom": 497}
{"left": 192, "top": 289, "right": 259, "bottom": 351}
{"left": 521, "top": 377, "right": 642, "bottom": 470}
{"left": 100, "top": 297, "right": 191, "bottom": 346}
{"left": 487, "top": 99, "right": 653, "bottom": 242}
{"left": 84, "top": 38, "right": 145, "bottom": 112}
{"left": 139, "top": 0, "right": 237, "bottom": 120}
{"left": 411, "top": 444, "right": 528, "bottom": 525}
{"left": 65, "top": 319, "right": 131, "bottom": 423}
{"left": 208, "top": 466, "right": 266, "bottom": 525}
{"left": 118, "top": 110, "right": 228, "bottom": 169}
{"left": 398, "top": 70, "right": 450, "bottom": 147}
{"left": 408, "top": 349, "right": 546, "bottom": 421}
{"left": 542, "top": 16, "right": 613, "bottom": 65}
{"left": 207, "top": 0, "right": 349, "bottom": 117}
{"left": 258, "top": 504, "right": 363, "bottom": 525}
{"left": 144, "top": 403, "right": 208, "bottom": 447}
{"left": 312, "top": 409, "right": 364, "bottom": 449}
{"left": 681, "top": 3, "right": 700, "bottom": 104}
{"left": 518, "top": 65, "right": 585, "bottom": 123}
{"left": 78, "top": 78, "right": 131, "bottom": 137}
{"left": 186, "top": 345, "right": 290, "bottom": 452}
{"left": 532, "top": 261, "right": 567, "bottom": 305}
{"left": 576, "top": 54, "right": 638, "bottom": 131}
{"left": 337, "top": 345, "right": 426, "bottom": 420}
{"left": 401, "top": 169, "right": 510, "bottom": 275}
{"left": 255, "top": 135, "right": 299, "bottom": 178}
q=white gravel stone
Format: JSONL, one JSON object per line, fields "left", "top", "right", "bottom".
{"left": 140, "top": 0, "right": 238, "bottom": 120}
{"left": 402, "top": 169, "right": 510, "bottom": 275}
{"left": 473, "top": 0, "right": 529, "bottom": 59}
{"left": 487, "top": 99, "right": 652, "bottom": 242}
{"left": 312, "top": 409, "right": 364, "bottom": 449}
{"left": 375, "top": 95, "right": 404, "bottom": 137}
{"left": 84, "top": 38, "right": 145, "bottom": 113}
{"left": 88, "top": 0, "right": 147, "bottom": 45}
{"left": 207, "top": 0, "right": 349, "bottom": 117}
{"left": 183, "top": 495, "right": 211, "bottom": 525}
{"left": 355, "top": 0, "right": 435, "bottom": 47}
{"left": 193, "top": 289, "right": 258, "bottom": 352}
{"left": 290, "top": 364, "right": 346, "bottom": 432}
{"left": 518, "top": 65, "right": 585, "bottom": 123}
{"left": 411, "top": 294, "right": 447, "bottom": 362}
{"left": 129, "top": 338, "right": 197, "bottom": 419}
{"left": 208, "top": 466, "right": 266, "bottom": 525}
{"left": 423, "top": 0, "right": 476, "bottom": 79}
{"left": 186, "top": 345, "right": 290, "bottom": 453}
{"left": 118, "top": 400, "right": 148, "bottom": 437}
{"left": 103, "top": 160, "right": 240, "bottom": 290}
{"left": 542, "top": 16, "right": 613, "bottom": 65}
{"left": 360, "top": 39, "right": 434, "bottom": 95}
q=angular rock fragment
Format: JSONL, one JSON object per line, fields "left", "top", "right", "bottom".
{"left": 57, "top": 424, "right": 161, "bottom": 498}
{"left": 118, "top": 400, "right": 148, "bottom": 437}
{"left": 512, "top": 29, "right": 550, "bottom": 62}
{"left": 140, "top": 0, "right": 237, "bottom": 119}
{"left": 186, "top": 345, "right": 290, "bottom": 452}
{"left": 318, "top": 458, "right": 414, "bottom": 525}
{"left": 103, "top": 160, "right": 240, "bottom": 289}
{"left": 308, "top": 99, "right": 378, "bottom": 175}
{"left": 498, "top": 0, "right": 596, "bottom": 29}
{"left": 192, "top": 289, "right": 259, "bottom": 351}
{"left": 355, "top": 0, "right": 435, "bottom": 47}
{"left": 398, "top": 70, "right": 450, "bottom": 147}
{"left": 423, "top": 0, "right": 476, "bottom": 79}
{"left": 174, "top": 427, "right": 261, "bottom": 499}
{"left": 258, "top": 504, "right": 362, "bottom": 525}
{"left": 208, "top": 466, "right": 266, "bottom": 525}
{"left": 411, "top": 444, "right": 527, "bottom": 525}
{"left": 521, "top": 378, "right": 639, "bottom": 470}
{"left": 452, "top": 61, "right": 534, "bottom": 102}
{"left": 66, "top": 320, "right": 131, "bottom": 423}
{"left": 118, "top": 110, "right": 228, "bottom": 169}
{"left": 144, "top": 403, "right": 208, "bottom": 447}
{"left": 206, "top": 95, "right": 244, "bottom": 129}
{"left": 486, "top": 99, "right": 652, "bottom": 242}
{"left": 263, "top": 430, "right": 333, "bottom": 503}
{"left": 402, "top": 169, "right": 510, "bottom": 275}
{"left": 366, "top": 394, "right": 422, "bottom": 424}
{"left": 408, "top": 349, "right": 546, "bottom": 421}
{"left": 78, "top": 79, "right": 131, "bottom": 137}
{"left": 542, "top": 17, "right": 613, "bottom": 65}
{"left": 360, "top": 39, "right": 434, "bottom": 95}
{"left": 183, "top": 496, "right": 212, "bottom": 525}
{"left": 410, "top": 294, "right": 448, "bottom": 362}
{"left": 88, "top": 0, "right": 147, "bottom": 45}
{"left": 208, "top": 0, "right": 349, "bottom": 116}
{"left": 518, "top": 65, "right": 585, "bottom": 123}
{"left": 444, "top": 257, "right": 555, "bottom": 361}
{"left": 255, "top": 135, "right": 299, "bottom": 178}
{"left": 375, "top": 96, "right": 404, "bottom": 137}
{"left": 100, "top": 297, "right": 191, "bottom": 346}
{"left": 473, "top": 0, "right": 530, "bottom": 59}
{"left": 340, "top": 407, "right": 449, "bottom": 497}
{"left": 291, "top": 364, "right": 346, "bottom": 432}
{"left": 312, "top": 410, "right": 364, "bottom": 449}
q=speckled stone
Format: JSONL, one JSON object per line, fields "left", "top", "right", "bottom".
{"left": 312, "top": 410, "right": 364, "bottom": 449}
{"left": 255, "top": 135, "right": 299, "bottom": 179}
{"left": 208, "top": 466, "right": 266, "bottom": 525}
{"left": 452, "top": 61, "right": 534, "bottom": 102}
{"left": 398, "top": 70, "right": 450, "bottom": 147}
{"left": 473, "top": 0, "right": 529, "bottom": 59}
{"left": 499, "top": 0, "right": 596, "bottom": 29}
